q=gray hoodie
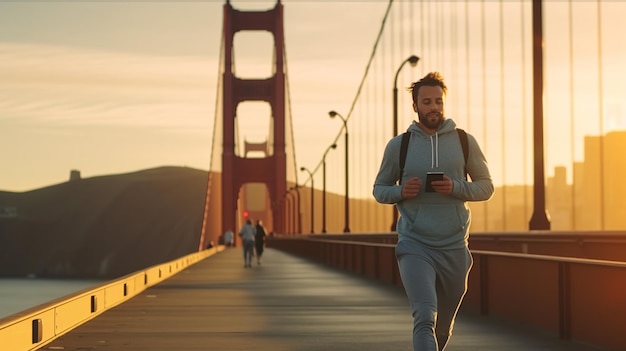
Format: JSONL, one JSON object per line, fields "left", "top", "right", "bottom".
{"left": 239, "top": 222, "right": 256, "bottom": 244}
{"left": 373, "top": 118, "right": 494, "bottom": 249}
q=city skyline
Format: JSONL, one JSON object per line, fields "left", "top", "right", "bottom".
{"left": 296, "top": 129, "right": 626, "bottom": 233}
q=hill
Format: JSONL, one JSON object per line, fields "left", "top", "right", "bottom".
{"left": 0, "top": 166, "right": 209, "bottom": 279}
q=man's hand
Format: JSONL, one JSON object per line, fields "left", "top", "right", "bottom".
{"left": 401, "top": 177, "right": 422, "bottom": 199}
{"left": 431, "top": 175, "right": 453, "bottom": 195}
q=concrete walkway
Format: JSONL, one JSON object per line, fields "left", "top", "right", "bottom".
{"left": 38, "top": 248, "right": 604, "bottom": 351}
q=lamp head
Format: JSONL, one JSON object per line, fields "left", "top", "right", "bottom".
{"left": 331, "top": 144, "right": 337, "bottom": 149}
{"left": 300, "top": 166, "right": 305, "bottom": 171}
{"left": 329, "top": 110, "right": 338, "bottom": 118}
{"left": 408, "top": 55, "right": 420, "bottom": 67}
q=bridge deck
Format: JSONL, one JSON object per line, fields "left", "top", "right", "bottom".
{"left": 39, "top": 248, "right": 603, "bottom": 351}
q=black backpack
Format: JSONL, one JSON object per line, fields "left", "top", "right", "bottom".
{"left": 398, "top": 128, "right": 469, "bottom": 184}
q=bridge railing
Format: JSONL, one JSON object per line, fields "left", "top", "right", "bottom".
{"left": 0, "top": 246, "right": 224, "bottom": 351}
{"left": 287, "top": 231, "right": 626, "bottom": 262}
{"left": 267, "top": 234, "right": 626, "bottom": 351}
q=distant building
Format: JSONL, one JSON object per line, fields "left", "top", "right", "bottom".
{"left": 602, "top": 130, "right": 626, "bottom": 229}
{"left": 476, "top": 130, "right": 626, "bottom": 232}
{"left": 547, "top": 166, "right": 572, "bottom": 230}
{"left": 69, "top": 169, "right": 81, "bottom": 182}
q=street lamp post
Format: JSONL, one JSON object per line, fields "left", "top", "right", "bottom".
{"left": 391, "top": 55, "right": 420, "bottom": 232}
{"left": 300, "top": 167, "right": 315, "bottom": 233}
{"left": 291, "top": 185, "right": 301, "bottom": 234}
{"left": 529, "top": 0, "right": 550, "bottom": 230}
{"left": 322, "top": 143, "right": 337, "bottom": 233}
{"left": 329, "top": 110, "right": 350, "bottom": 233}
{"left": 288, "top": 186, "right": 301, "bottom": 234}
{"left": 284, "top": 191, "right": 292, "bottom": 234}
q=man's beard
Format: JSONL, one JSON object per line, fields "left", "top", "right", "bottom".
{"left": 418, "top": 110, "right": 444, "bottom": 130}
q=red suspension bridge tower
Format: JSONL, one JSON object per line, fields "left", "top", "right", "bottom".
{"left": 219, "top": 0, "right": 287, "bottom": 238}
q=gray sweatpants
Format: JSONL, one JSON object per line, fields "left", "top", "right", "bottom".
{"left": 395, "top": 240, "right": 473, "bottom": 351}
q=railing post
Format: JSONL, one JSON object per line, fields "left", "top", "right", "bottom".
{"left": 558, "top": 262, "right": 571, "bottom": 340}
{"left": 480, "top": 254, "right": 489, "bottom": 316}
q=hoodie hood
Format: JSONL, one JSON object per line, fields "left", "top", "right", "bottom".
{"left": 406, "top": 118, "right": 457, "bottom": 169}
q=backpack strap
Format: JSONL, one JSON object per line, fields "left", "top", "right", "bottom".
{"left": 398, "top": 128, "right": 470, "bottom": 184}
{"left": 398, "top": 132, "right": 411, "bottom": 185}
{"left": 456, "top": 128, "right": 469, "bottom": 179}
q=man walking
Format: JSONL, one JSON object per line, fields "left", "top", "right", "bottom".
{"left": 373, "top": 72, "right": 494, "bottom": 350}
{"left": 238, "top": 219, "right": 256, "bottom": 268}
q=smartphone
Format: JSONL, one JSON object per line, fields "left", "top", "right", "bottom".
{"left": 425, "top": 172, "right": 444, "bottom": 192}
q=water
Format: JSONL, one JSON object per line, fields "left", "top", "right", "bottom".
{"left": 0, "top": 278, "right": 104, "bottom": 319}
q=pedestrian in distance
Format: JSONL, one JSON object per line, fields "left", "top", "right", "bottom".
{"left": 373, "top": 71, "right": 494, "bottom": 351}
{"left": 238, "top": 219, "right": 256, "bottom": 268}
{"left": 224, "top": 229, "right": 234, "bottom": 248}
{"left": 254, "top": 220, "right": 267, "bottom": 265}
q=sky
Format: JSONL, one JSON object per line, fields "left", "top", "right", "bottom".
{"left": 0, "top": 0, "right": 389, "bottom": 192}
{"left": 2, "top": 1, "right": 626, "bottom": 193}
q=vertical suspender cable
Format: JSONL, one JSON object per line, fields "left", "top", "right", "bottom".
{"left": 380, "top": 30, "right": 388, "bottom": 230}
{"left": 422, "top": 1, "right": 428, "bottom": 67}
{"left": 399, "top": 1, "right": 404, "bottom": 65}
{"left": 439, "top": 2, "right": 443, "bottom": 78}
{"left": 521, "top": 1, "right": 529, "bottom": 227}
{"left": 377, "top": 38, "right": 384, "bottom": 230}
{"left": 360, "top": 81, "right": 364, "bottom": 230}
{"left": 410, "top": 0, "right": 414, "bottom": 56}
{"left": 481, "top": 0, "right": 488, "bottom": 229}
{"left": 437, "top": 1, "right": 442, "bottom": 68}
{"left": 596, "top": 0, "right": 605, "bottom": 229}
{"left": 421, "top": 0, "right": 425, "bottom": 68}
{"left": 450, "top": 1, "right": 458, "bottom": 119}
{"left": 284, "top": 52, "right": 300, "bottom": 188}
{"left": 500, "top": 0, "right": 506, "bottom": 230}
{"left": 374, "top": 54, "right": 381, "bottom": 230}
{"left": 465, "top": 0, "right": 471, "bottom": 131}
{"left": 364, "top": 92, "right": 370, "bottom": 232}
{"left": 481, "top": 0, "right": 487, "bottom": 149}
{"left": 441, "top": 2, "right": 445, "bottom": 70}
{"left": 568, "top": 0, "right": 576, "bottom": 229}
{"left": 391, "top": 2, "right": 396, "bottom": 129}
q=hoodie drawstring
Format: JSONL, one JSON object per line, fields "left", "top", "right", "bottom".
{"left": 429, "top": 132, "right": 439, "bottom": 169}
